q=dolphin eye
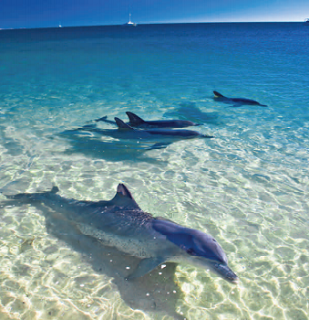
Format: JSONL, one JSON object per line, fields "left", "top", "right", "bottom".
{"left": 186, "top": 248, "right": 196, "bottom": 256}
{"left": 214, "top": 263, "right": 224, "bottom": 270}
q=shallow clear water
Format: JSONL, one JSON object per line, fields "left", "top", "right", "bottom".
{"left": 0, "top": 23, "right": 309, "bottom": 320}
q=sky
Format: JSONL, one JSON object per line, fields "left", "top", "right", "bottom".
{"left": 1, "top": 0, "right": 309, "bottom": 29}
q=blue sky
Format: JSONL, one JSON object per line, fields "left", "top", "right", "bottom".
{"left": 1, "top": 0, "right": 309, "bottom": 29}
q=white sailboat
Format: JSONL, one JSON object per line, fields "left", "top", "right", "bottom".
{"left": 124, "top": 13, "right": 137, "bottom": 26}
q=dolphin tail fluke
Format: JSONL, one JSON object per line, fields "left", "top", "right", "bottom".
{"left": 4, "top": 186, "right": 59, "bottom": 202}
{"left": 126, "top": 112, "right": 145, "bottom": 126}
{"left": 95, "top": 116, "right": 117, "bottom": 125}
{"left": 125, "top": 256, "right": 166, "bottom": 280}
{"left": 201, "top": 134, "right": 214, "bottom": 139}
{"left": 213, "top": 91, "right": 226, "bottom": 98}
{"left": 95, "top": 116, "right": 108, "bottom": 122}
{"left": 76, "top": 123, "right": 97, "bottom": 131}
{"left": 114, "top": 117, "right": 134, "bottom": 130}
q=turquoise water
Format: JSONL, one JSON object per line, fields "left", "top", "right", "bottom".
{"left": 0, "top": 22, "right": 309, "bottom": 319}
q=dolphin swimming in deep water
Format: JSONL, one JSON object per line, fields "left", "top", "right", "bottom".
{"left": 4, "top": 184, "right": 238, "bottom": 283}
{"left": 95, "top": 112, "right": 200, "bottom": 128}
{"left": 213, "top": 91, "right": 268, "bottom": 107}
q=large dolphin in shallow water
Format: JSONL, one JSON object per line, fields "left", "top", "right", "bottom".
{"left": 213, "top": 91, "right": 267, "bottom": 107}
{"left": 4, "top": 184, "right": 238, "bottom": 283}
{"left": 95, "top": 112, "right": 200, "bottom": 128}
{"left": 67, "top": 117, "right": 213, "bottom": 149}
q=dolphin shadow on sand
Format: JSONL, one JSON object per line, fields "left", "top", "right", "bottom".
{"left": 57, "top": 130, "right": 168, "bottom": 165}
{"left": 213, "top": 91, "right": 268, "bottom": 108}
{"left": 163, "top": 103, "right": 222, "bottom": 126}
{"left": 61, "top": 117, "right": 213, "bottom": 153}
{"left": 2, "top": 183, "right": 238, "bottom": 318}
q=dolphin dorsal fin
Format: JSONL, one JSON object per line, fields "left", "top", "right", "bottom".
{"left": 51, "top": 186, "right": 59, "bottom": 194}
{"left": 111, "top": 184, "right": 141, "bottom": 209}
{"left": 213, "top": 91, "right": 225, "bottom": 98}
{"left": 114, "top": 117, "right": 134, "bottom": 130}
{"left": 117, "top": 183, "right": 134, "bottom": 198}
{"left": 126, "top": 112, "right": 145, "bottom": 126}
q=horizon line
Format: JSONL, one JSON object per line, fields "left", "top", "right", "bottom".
{"left": 0, "top": 20, "right": 305, "bottom": 31}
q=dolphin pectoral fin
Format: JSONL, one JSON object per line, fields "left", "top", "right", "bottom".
{"left": 148, "top": 142, "right": 170, "bottom": 150}
{"left": 226, "top": 104, "right": 242, "bottom": 108}
{"left": 126, "top": 257, "right": 167, "bottom": 280}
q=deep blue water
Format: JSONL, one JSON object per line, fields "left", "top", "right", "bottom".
{"left": 0, "top": 23, "right": 309, "bottom": 320}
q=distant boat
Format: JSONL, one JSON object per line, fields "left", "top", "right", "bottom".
{"left": 305, "top": 18, "right": 309, "bottom": 24}
{"left": 124, "top": 13, "right": 137, "bottom": 26}
{"left": 59, "top": 22, "right": 62, "bottom": 28}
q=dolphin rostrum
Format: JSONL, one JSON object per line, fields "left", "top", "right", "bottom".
{"left": 4, "top": 184, "right": 238, "bottom": 283}
{"left": 95, "top": 112, "right": 200, "bottom": 128}
{"left": 213, "top": 91, "right": 267, "bottom": 107}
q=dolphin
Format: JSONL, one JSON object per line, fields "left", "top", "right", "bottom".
{"left": 213, "top": 91, "right": 267, "bottom": 107}
{"left": 68, "top": 117, "right": 213, "bottom": 149}
{"left": 4, "top": 183, "right": 238, "bottom": 283}
{"left": 95, "top": 112, "right": 200, "bottom": 128}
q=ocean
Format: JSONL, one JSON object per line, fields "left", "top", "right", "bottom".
{"left": 0, "top": 22, "right": 308, "bottom": 320}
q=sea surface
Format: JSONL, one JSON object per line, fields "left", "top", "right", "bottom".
{"left": 0, "top": 22, "right": 309, "bottom": 320}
